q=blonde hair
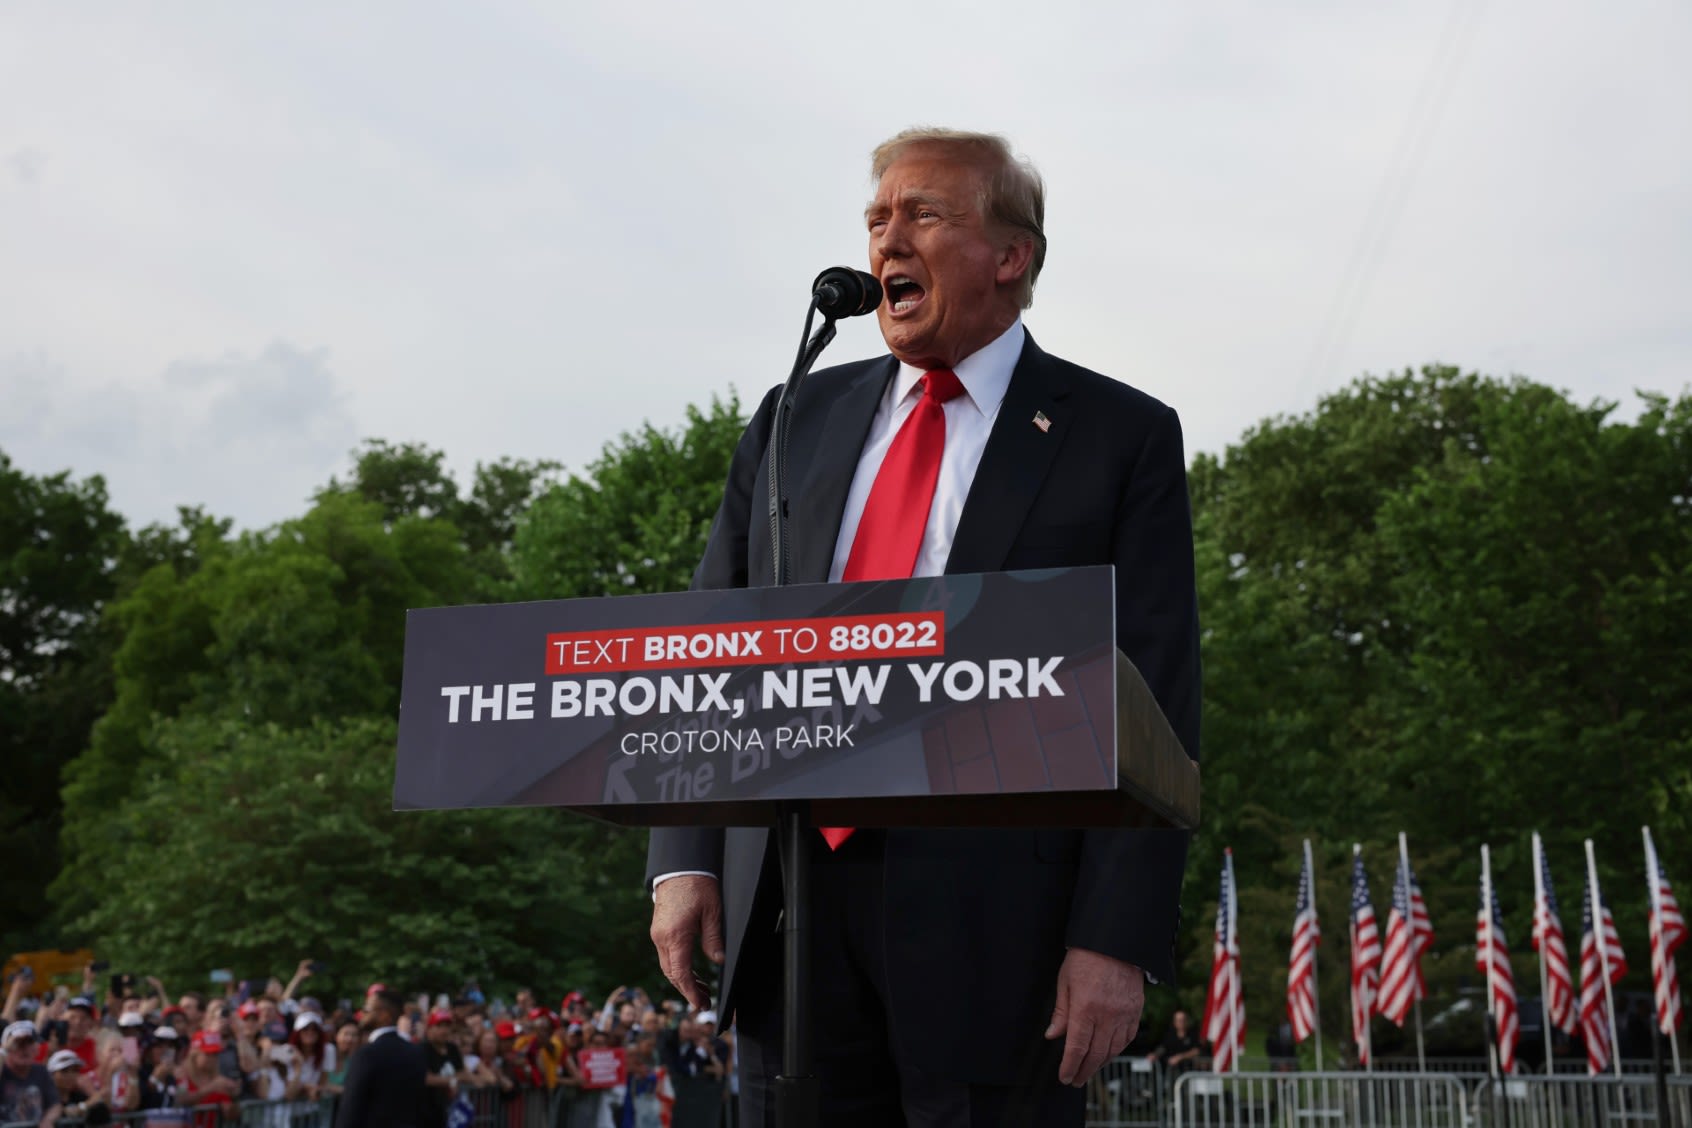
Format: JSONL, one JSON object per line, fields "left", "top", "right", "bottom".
{"left": 870, "top": 127, "right": 1047, "bottom": 308}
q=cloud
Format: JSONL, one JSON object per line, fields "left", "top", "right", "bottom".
{"left": 3, "top": 147, "right": 45, "bottom": 185}
{"left": 0, "top": 0, "right": 1687, "bottom": 529}
{"left": 0, "top": 342, "right": 357, "bottom": 529}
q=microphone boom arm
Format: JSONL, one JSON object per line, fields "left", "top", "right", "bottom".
{"left": 767, "top": 300, "right": 838, "bottom": 587}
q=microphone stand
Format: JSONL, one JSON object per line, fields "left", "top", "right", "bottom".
{"left": 765, "top": 296, "right": 840, "bottom": 1128}
{"left": 768, "top": 298, "right": 836, "bottom": 586}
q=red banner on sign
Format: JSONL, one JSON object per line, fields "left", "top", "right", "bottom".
{"left": 577, "top": 1046, "right": 627, "bottom": 1090}
{"left": 544, "top": 612, "right": 944, "bottom": 675}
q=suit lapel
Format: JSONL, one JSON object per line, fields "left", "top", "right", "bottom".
{"left": 791, "top": 358, "right": 896, "bottom": 584}
{"left": 947, "top": 334, "right": 1072, "bottom": 574}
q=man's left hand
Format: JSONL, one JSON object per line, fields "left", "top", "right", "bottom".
{"left": 1044, "top": 948, "right": 1145, "bottom": 1086}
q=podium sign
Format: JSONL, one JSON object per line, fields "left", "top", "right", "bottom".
{"left": 395, "top": 566, "right": 1195, "bottom": 829}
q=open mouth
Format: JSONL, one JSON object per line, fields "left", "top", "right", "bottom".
{"left": 884, "top": 275, "right": 926, "bottom": 313}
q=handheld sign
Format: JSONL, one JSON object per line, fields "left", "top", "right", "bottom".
{"left": 577, "top": 1047, "right": 626, "bottom": 1090}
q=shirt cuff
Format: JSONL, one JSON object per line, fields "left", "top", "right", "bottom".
{"left": 651, "top": 870, "right": 718, "bottom": 901}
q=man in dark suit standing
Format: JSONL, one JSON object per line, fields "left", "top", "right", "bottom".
{"left": 334, "top": 989, "right": 427, "bottom": 1128}
{"left": 647, "top": 127, "right": 1201, "bottom": 1127}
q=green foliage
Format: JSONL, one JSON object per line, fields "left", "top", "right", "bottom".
{"left": 318, "top": 440, "right": 560, "bottom": 594}
{"left": 24, "top": 367, "right": 1692, "bottom": 1029}
{"left": 1181, "top": 367, "right": 1692, "bottom": 1059}
{"left": 51, "top": 409, "right": 744, "bottom": 996}
{"left": 510, "top": 397, "right": 745, "bottom": 600}
{"left": 56, "top": 492, "right": 475, "bottom": 922}
{"left": 70, "top": 714, "right": 655, "bottom": 996}
{"left": 0, "top": 451, "right": 128, "bottom": 951}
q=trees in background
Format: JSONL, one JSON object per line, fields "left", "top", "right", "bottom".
{"left": 0, "top": 453, "right": 126, "bottom": 954}
{"left": 6, "top": 369, "right": 1689, "bottom": 1025}
{"left": 1183, "top": 367, "right": 1692, "bottom": 1058}
{"left": 36, "top": 396, "right": 743, "bottom": 999}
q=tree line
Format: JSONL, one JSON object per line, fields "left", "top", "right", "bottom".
{"left": 2, "top": 367, "right": 1688, "bottom": 1051}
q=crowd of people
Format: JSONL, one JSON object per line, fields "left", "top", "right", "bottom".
{"left": 1, "top": 960, "right": 735, "bottom": 1127}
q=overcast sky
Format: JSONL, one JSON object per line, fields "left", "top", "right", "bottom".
{"left": 3, "top": 1, "right": 1688, "bottom": 530}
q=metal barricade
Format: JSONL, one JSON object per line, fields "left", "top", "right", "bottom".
{"left": 14, "top": 1101, "right": 331, "bottom": 1128}
{"left": 1475, "top": 1073, "right": 1692, "bottom": 1127}
{"left": 1172, "top": 1070, "right": 1470, "bottom": 1127}
{"left": 453, "top": 1085, "right": 561, "bottom": 1128}
{"left": 235, "top": 1098, "right": 336, "bottom": 1127}
{"left": 1087, "top": 1056, "right": 1170, "bottom": 1127}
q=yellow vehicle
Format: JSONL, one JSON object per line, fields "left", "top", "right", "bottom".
{"left": 3, "top": 949, "right": 95, "bottom": 988}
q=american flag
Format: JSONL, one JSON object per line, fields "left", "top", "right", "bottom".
{"left": 1578, "top": 878, "right": 1628, "bottom": 1074}
{"left": 1203, "top": 849, "right": 1245, "bottom": 1072}
{"left": 1645, "top": 828, "right": 1686, "bottom": 1035}
{"left": 1531, "top": 836, "right": 1576, "bottom": 1035}
{"left": 1378, "top": 849, "right": 1433, "bottom": 1025}
{"left": 1350, "top": 848, "right": 1382, "bottom": 1064}
{"left": 1476, "top": 876, "right": 1519, "bottom": 1074}
{"left": 1288, "top": 848, "right": 1321, "bottom": 1044}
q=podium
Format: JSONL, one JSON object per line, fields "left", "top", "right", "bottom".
{"left": 395, "top": 565, "right": 1199, "bottom": 1125}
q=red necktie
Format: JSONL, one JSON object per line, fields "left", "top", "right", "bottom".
{"left": 821, "top": 368, "right": 966, "bottom": 851}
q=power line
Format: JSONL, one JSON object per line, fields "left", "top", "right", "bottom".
{"left": 1299, "top": 0, "right": 1488, "bottom": 402}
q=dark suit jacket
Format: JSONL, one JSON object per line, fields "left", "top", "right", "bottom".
{"left": 646, "top": 332, "right": 1201, "bottom": 1083}
{"left": 334, "top": 1031, "right": 427, "bottom": 1128}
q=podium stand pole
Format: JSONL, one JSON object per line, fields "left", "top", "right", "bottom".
{"left": 773, "top": 802, "right": 819, "bottom": 1125}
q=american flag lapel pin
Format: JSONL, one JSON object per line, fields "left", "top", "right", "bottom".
{"left": 1033, "top": 410, "right": 1051, "bottom": 433}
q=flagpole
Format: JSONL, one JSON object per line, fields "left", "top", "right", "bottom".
{"left": 1356, "top": 843, "right": 1372, "bottom": 1073}
{"left": 1644, "top": 826, "right": 1683, "bottom": 1075}
{"left": 1586, "top": 838, "right": 1624, "bottom": 1078}
{"left": 1227, "top": 850, "right": 1241, "bottom": 1073}
{"left": 1305, "top": 838, "right": 1324, "bottom": 1071}
{"left": 1482, "top": 844, "right": 1502, "bottom": 1080}
{"left": 1401, "top": 832, "right": 1427, "bottom": 1073}
{"left": 1532, "top": 832, "right": 1556, "bottom": 1076}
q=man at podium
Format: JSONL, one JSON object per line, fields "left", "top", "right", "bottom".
{"left": 646, "top": 127, "right": 1202, "bottom": 1127}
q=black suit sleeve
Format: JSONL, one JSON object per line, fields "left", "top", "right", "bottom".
{"left": 645, "top": 383, "right": 783, "bottom": 888}
{"left": 333, "top": 1044, "right": 372, "bottom": 1128}
{"left": 1067, "top": 403, "right": 1201, "bottom": 983}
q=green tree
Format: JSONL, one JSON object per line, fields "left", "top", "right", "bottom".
{"left": 319, "top": 440, "right": 560, "bottom": 594}
{"left": 57, "top": 492, "right": 475, "bottom": 923}
{"left": 57, "top": 410, "right": 744, "bottom": 993}
{"left": 1185, "top": 367, "right": 1692, "bottom": 1053}
{"left": 510, "top": 396, "right": 745, "bottom": 600}
{"left": 70, "top": 714, "right": 655, "bottom": 995}
{"left": 0, "top": 451, "right": 127, "bottom": 951}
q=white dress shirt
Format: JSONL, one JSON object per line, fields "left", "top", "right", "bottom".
{"left": 827, "top": 318, "right": 1024, "bottom": 581}
{"left": 653, "top": 319, "right": 1025, "bottom": 896}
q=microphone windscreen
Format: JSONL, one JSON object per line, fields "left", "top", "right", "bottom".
{"left": 812, "top": 267, "right": 882, "bottom": 319}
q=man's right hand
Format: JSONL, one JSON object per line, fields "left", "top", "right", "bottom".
{"left": 649, "top": 875, "right": 725, "bottom": 1011}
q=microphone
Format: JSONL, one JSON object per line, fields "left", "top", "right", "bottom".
{"left": 811, "top": 267, "right": 882, "bottom": 319}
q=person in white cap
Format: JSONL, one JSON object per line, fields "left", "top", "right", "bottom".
{"left": 48, "top": 1049, "right": 105, "bottom": 1123}
{"left": 289, "top": 1011, "right": 334, "bottom": 1098}
{"left": 1, "top": 1021, "right": 61, "bottom": 1125}
{"left": 140, "top": 1026, "right": 182, "bottom": 1112}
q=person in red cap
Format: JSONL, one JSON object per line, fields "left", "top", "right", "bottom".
{"left": 420, "top": 1009, "right": 463, "bottom": 1128}
{"left": 513, "top": 1008, "right": 564, "bottom": 1092}
{"left": 181, "top": 1029, "right": 239, "bottom": 1125}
